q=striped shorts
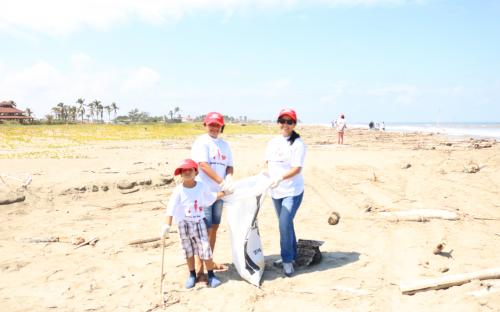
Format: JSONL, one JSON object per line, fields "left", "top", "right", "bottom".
{"left": 177, "top": 219, "right": 212, "bottom": 260}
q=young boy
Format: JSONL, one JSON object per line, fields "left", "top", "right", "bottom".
{"left": 160, "top": 159, "right": 226, "bottom": 288}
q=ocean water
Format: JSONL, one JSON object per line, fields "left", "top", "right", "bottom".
{"left": 385, "top": 123, "right": 500, "bottom": 139}
{"left": 312, "top": 122, "right": 500, "bottom": 139}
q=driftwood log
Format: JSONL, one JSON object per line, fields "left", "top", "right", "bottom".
{"left": 378, "top": 209, "right": 460, "bottom": 222}
{"left": 128, "top": 237, "right": 161, "bottom": 245}
{"left": 74, "top": 237, "right": 99, "bottom": 249}
{"left": 400, "top": 267, "right": 500, "bottom": 295}
{"left": 0, "top": 193, "right": 26, "bottom": 205}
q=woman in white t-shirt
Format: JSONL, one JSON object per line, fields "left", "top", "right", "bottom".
{"left": 191, "top": 112, "right": 234, "bottom": 276}
{"left": 265, "top": 108, "right": 307, "bottom": 277}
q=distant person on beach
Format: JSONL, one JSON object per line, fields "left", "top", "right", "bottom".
{"left": 336, "top": 114, "right": 347, "bottom": 144}
{"left": 160, "top": 159, "right": 227, "bottom": 288}
{"left": 381, "top": 121, "right": 385, "bottom": 131}
{"left": 191, "top": 112, "right": 235, "bottom": 280}
{"left": 265, "top": 108, "right": 307, "bottom": 277}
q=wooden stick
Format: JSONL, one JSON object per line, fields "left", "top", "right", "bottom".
{"left": 400, "top": 267, "right": 500, "bottom": 295}
{"left": 378, "top": 209, "right": 460, "bottom": 221}
{"left": 74, "top": 237, "right": 99, "bottom": 249}
{"left": 128, "top": 237, "right": 161, "bottom": 245}
{"left": 23, "top": 237, "right": 60, "bottom": 243}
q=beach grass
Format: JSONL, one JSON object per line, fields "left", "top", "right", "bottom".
{"left": 0, "top": 123, "right": 274, "bottom": 150}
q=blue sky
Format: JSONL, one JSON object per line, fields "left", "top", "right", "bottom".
{"left": 1, "top": 0, "right": 499, "bottom": 123}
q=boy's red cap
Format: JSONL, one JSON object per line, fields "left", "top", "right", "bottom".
{"left": 204, "top": 112, "right": 225, "bottom": 126}
{"left": 174, "top": 159, "right": 198, "bottom": 176}
{"left": 278, "top": 108, "right": 297, "bottom": 122}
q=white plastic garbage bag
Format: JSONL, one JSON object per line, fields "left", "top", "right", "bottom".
{"left": 224, "top": 173, "right": 271, "bottom": 287}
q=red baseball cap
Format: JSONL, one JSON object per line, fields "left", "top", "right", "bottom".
{"left": 204, "top": 112, "right": 225, "bottom": 126}
{"left": 174, "top": 159, "right": 198, "bottom": 176}
{"left": 278, "top": 108, "right": 297, "bottom": 122}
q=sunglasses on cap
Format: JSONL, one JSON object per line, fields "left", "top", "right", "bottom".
{"left": 277, "top": 118, "right": 295, "bottom": 125}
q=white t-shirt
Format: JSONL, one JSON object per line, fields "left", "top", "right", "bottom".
{"left": 336, "top": 118, "right": 346, "bottom": 132}
{"left": 265, "top": 135, "right": 307, "bottom": 199}
{"left": 191, "top": 134, "right": 233, "bottom": 192}
{"left": 165, "top": 182, "right": 217, "bottom": 224}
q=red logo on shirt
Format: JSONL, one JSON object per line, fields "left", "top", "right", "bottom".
{"left": 194, "top": 200, "right": 198, "bottom": 211}
{"left": 212, "top": 148, "right": 227, "bottom": 161}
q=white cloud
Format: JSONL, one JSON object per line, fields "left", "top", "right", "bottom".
{"left": 265, "top": 78, "right": 290, "bottom": 96}
{"left": 0, "top": 0, "right": 427, "bottom": 37}
{"left": 71, "top": 53, "right": 95, "bottom": 68}
{"left": 367, "top": 84, "right": 418, "bottom": 97}
{"left": 121, "top": 67, "right": 161, "bottom": 93}
{"left": 320, "top": 83, "right": 347, "bottom": 104}
{"left": 0, "top": 56, "right": 165, "bottom": 118}
{"left": 266, "top": 79, "right": 290, "bottom": 89}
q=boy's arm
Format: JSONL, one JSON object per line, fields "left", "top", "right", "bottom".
{"left": 160, "top": 215, "right": 173, "bottom": 239}
{"left": 161, "top": 189, "right": 179, "bottom": 238}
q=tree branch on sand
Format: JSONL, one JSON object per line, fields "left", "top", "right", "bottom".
{"left": 400, "top": 267, "right": 500, "bottom": 295}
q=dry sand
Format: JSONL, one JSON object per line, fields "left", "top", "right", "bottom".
{"left": 1, "top": 126, "right": 499, "bottom": 311}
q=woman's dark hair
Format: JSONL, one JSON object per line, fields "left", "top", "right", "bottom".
{"left": 204, "top": 123, "right": 225, "bottom": 133}
{"left": 288, "top": 130, "right": 300, "bottom": 145}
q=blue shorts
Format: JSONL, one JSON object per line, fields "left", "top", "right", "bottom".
{"left": 204, "top": 200, "right": 223, "bottom": 228}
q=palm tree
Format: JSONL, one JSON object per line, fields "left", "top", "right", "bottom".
{"left": 90, "top": 100, "right": 102, "bottom": 122}
{"left": 76, "top": 98, "right": 85, "bottom": 123}
{"left": 69, "top": 106, "right": 78, "bottom": 122}
{"left": 25, "top": 108, "right": 32, "bottom": 117}
{"left": 96, "top": 102, "right": 103, "bottom": 122}
{"left": 110, "top": 102, "right": 118, "bottom": 120}
{"left": 104, "top": 105, "right": 111, "bottom": 122}
{"left": 56, "top": 103, "right": 65, "bottom": 121}
{"left": 78, "top": 105, "right": 85, "bottom": 123}
{"left": 168, "top": 110, "right": 174, "bottom": 120}
{"left": 174, "top": 106, "right": 183, "bottom": 120}
{"left": 88, "top": 101, "right": 96, "bottom": 122}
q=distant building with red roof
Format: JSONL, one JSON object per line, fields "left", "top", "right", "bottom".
{"left": 0, "top": 100, "right": 33, "bottom": 123}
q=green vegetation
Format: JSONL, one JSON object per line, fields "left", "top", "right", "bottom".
{"left": 0, "top": 123, "right": 274, "bottom": 150}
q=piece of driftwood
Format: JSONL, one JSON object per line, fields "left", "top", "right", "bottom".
{"left": 378, "top": 209, "right": 459, "bottom": 221}
{"left": 0, "top": 193, "right": 26, "bottom": 205}
{"left": 400, "top": 267, "right": 500, "bottom": 295}
{"left": 74, "top": 237, "right": 99, "bottom": 249}
{"left": 128, "top": 237, "right": 161, "bottom": 245}
{"left": 23, "top": 237, "right": 60, "bottom": 243}
{"left": 22, "top": 236, "right": 85, "bottom": 245}
{"left": 120, "top": 188, "right": 139, "bottom": 194}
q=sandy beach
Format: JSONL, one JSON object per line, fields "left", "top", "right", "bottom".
{"left": 1, "top": 126, "right": 499, "bottom": 312}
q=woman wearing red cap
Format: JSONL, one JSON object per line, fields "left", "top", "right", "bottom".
{"left": 265, "top": 108, "right": 307, "bottom": 277}
{"left": 191, "top": 112, "right": 234, "bottom": 276}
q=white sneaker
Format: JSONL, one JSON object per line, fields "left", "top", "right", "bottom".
{"left": 273, "top": 259, "right": 283, "bottom": 268}
{"left": 283, "top": 262, "right": 294, "bottom": 277}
